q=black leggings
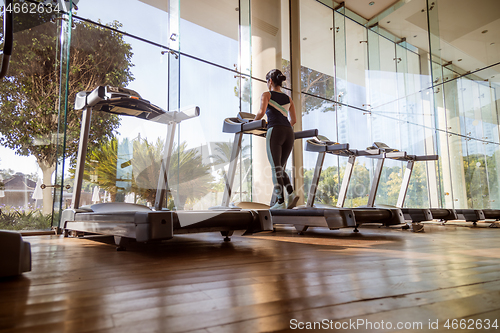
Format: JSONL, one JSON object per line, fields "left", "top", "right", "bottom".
{"left": 266, "top": 126, "right": 294, "bottom": 204}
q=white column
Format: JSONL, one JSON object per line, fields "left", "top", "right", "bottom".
{"left": 290, "top": 0, "right": 304, "bottom": 205}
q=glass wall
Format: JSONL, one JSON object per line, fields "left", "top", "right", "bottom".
{"left": 2, "top": 0, "right": 499, "bottom": 233}
{"left": 427, "top": 0, "right": 500, "bottom": 209}
{"left": 63, "top": 1, "right": 171, "bottom": 212}
{"left": 0, "top": 1, "right": 71, "bottom": 230}
{"left": 298, "top": 1, "right": 433, "bottom": 209}
{"left": 62, "top": 0, "right": 246, "bottom": 212}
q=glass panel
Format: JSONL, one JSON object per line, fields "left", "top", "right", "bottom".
{"left": 485, "top": 142, "right": 500, "bottom": 209}
{"left": 433, "top": 82, "right": 455, "bottom": 208}
{"left": 426, "top": 0, "right": 443, "bottom": 88}
{"left": 180, "top": 0, "right": 239, "bottom": 70}
{"left": 345, "top": 18, "right": 368, "bottom": 111}
{"left": 344, "top": 107, "right": 371, "bottom": 208}
{"left": 461, "top": 78, "right": 490, "bottom": 208}
{"left": 370, "top": 112, "right": 402, "bottom": 206}
{"left": 464, "top": 138, "right": 488, "bottom": 209}
{"left": 250, "top": 0, "right": 284, "bottom": 204}
{"left": 239, "top": 0, "right": 252, "bottom": 114}
{"left": 334, "top": 10, "right": 347, "bottom": 109}
{"left": 396, "top": 45, "right": 430, "bottom": 208}
{"left": 479, "top": 82, "right": 500, "bottom": 208}
{"left": 396, "top": 44, "right": 409, "bottom": 152}
{"left": 405, "top": 125, "right": 430, "bottom": 209}
{"left": 303, "top": 151, "right": 340, "bottom": 206}
{"left": 487, "top": 77, "right": 500, "bottom": 208}
{"left": 64, "top": 30, "right": 168, "bottom": 211}
{"left": 54, "top": 7, "right": 73, "bottom": 227}
{"left": 74, "top": 0, "right": 170, "bottom": 47}
{"left": 422, "top": 86, "right": 440, "bottom": 208}
{"left": 442, "top": 70, "right": 467, "bottom": 209}
{"left": 302, "top": 93, "right": 337, "bottom": 205}
{"left": 178, "top": 56, "right": 243, "bottom": 209}
{"left": 300, "top": 0, "right": 334, "bottom": 101}
{"left": 0, "top": 5, "right": 68, "bottom": 230}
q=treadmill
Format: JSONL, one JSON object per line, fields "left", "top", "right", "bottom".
{"left": 218, "top": 112, "right": 404, "bottom": 234}
{"left": 365, "top": 142, "right": 499, "bottom": 229}
{"left": 60, "top": 86, "right": 272, "bottom": 250}
{"left": 302, "top": 136, "right": 405, "bottom": 232}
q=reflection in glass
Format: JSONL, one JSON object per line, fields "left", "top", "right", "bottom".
{"left": 180, "top": 0, "right": 239, "bottom": 70}
{"left": 178, "top": 56, "right": 247, "bottom": 209}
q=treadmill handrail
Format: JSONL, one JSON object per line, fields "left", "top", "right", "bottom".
{"left": 385, "top": 151, "right": 407, "bottom": 160}
{"left": 371, "top": 142, "right": 439, "bottom": 162}
{"left": 409, "top": 154, "right": 438, "bottom": 161}
{"left": 305, "top": 139, "right": 384, "bottom": 158}
{"left": 305, "top": 140, "right": 350, "bottom": 153}
{"left": 222, "top": 117, "right": 267, "bottom": 134}
{"left": 294, "top": 129, "right": 318, "bottom": 139}
{"left": 242, "top": 119, "right": 267, "bottom": 132}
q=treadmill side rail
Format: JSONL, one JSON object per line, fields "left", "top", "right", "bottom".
{"left": 135, "top": 211, "right": 174, "bottom": 242}
{"left": 324, "top": 209, "right": 356, "bottom": 229}
{"left": 243, "top": 209, "right": 273, "bottom": 234}
{"left": 402, "top": 208, "right": 433, "bottom": 222}
{"left": 456, "top": 209, "right": 485, "bottom": 222}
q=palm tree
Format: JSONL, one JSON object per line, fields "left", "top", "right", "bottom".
{"left": 209, "top": 140, "right": 252, "bottom": 201}
{"left": 209, "top": 140, "right": 250, "bottom": 166}
{"left": 70, "top": 137, "right": 132, "bottom": 202}
{"left": 131, "top": 138, "right": 214, "bottom": 209}
{"left": 130, "top": 137, "right": 164, "bottom": 205}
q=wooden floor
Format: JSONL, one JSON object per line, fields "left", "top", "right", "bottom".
{"left": 1, "top": 223, "right": 500, "bottom": 333}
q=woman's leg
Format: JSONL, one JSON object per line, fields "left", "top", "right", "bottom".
{"left": 266, "top": 127, "right": 286, "bottom": 204}
{"left": 279, "top": 127, "right": 295, "bottom": 195}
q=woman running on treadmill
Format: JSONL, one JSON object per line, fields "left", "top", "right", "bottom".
{"left": 254, "top": 69, "right": 299, "bottom": 209}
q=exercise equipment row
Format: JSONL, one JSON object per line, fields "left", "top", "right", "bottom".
{"left": 305, "top": 137, "right": 500, "bottom": 231}
{"left": 60, "top": 86, "right": 272, "bottom": 250}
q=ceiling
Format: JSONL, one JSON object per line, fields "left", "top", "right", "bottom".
{"left": 375, "top": 0, "right": 500, "bottom": 82}
{"left": 342, "top": 0, "right": 401, "bottom": 20}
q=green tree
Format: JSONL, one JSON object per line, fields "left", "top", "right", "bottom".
{"left": 374, "top": 165, "right": 402, "bottom": 206}
{"left": 464, "top": 154, "right": 494, "bottom": 208}
{"left": 282, "top": 60, "right": 335, "bottom": 115}
{"left": 234, "top": 61, "right": 335, "bottom": 116}
{"left": 405, "top": 162, "right": 429, "bottom": 208}
{"left": 303, "top": 162, "right": 371, "bottom": 207}
{"left": 0, "top": 16, "right": 133, "bottom": 214}
{"left": 303, "top": 166, "right": 339, "bottom": 206}
{"left": 343, "top": 163, "right": 371, "bottom": 207}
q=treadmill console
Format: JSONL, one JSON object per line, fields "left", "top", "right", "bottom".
{"left": 371, "top": 142, "right": 399, "bottom": 153}
{"left": 75, "top": 85, "right": 167, "bottom": 121}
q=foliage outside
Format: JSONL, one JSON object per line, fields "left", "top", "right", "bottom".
{"left": 0, "top": 204, "right": 53, "bottom": 230}
{"left": 0, "top": 13, "right": 133, "bottom": 216}
{"left": 210, "top": 140, "right": 252, "bottom": 202}
{"left": 68, "top": 137, "right": 215, "bottom": 210}
{"left": 302, "top": 161, "right": 431, "bottom": 208}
